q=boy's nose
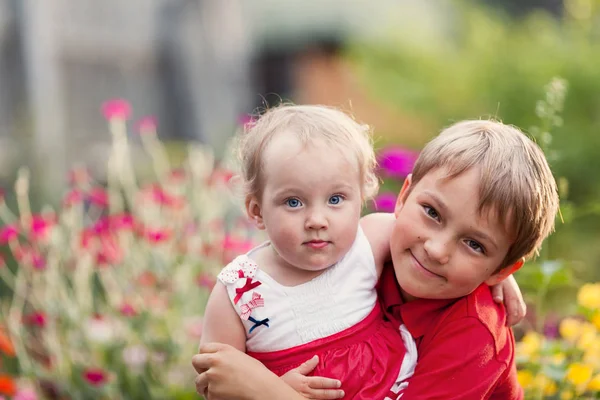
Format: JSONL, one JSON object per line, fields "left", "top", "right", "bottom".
{"left": 423, "top": 237, "right": 451, "bottom": 265}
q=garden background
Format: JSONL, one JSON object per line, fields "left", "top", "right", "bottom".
{"left": 1, "top": 0, "right": 600, "bottom": 399}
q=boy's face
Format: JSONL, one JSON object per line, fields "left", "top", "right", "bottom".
{"left": 390, "top": 167, "right": 522, "bottom": 302}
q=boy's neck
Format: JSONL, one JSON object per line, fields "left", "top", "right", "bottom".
{"left": 399, "top": 286, "right": 420, "bottom": 303}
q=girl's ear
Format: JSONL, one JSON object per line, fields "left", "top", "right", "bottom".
{"left": 245, "top": 195, "right": 265, "bottom": 230}
{"left": 395, "top": 174, "right": 413, "bottom": 217}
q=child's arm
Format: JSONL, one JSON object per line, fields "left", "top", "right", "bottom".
{"left": 360, "top": 212, "right": 395, "bottom": 277}
{"left": 200, "top": 282, "right": 246, "bottom": 352}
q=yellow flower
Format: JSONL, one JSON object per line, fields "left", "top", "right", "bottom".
{"left": 519, "top": 331, "right": 543, "bottom": 357}
{"left": 560, "top": 318, "right": 583, "bottom": 341}
{"left": 577, "top": 322, "right": 598, "bottom": 349}
{"left": 517, "top": 370, "right": 535, "bottom": 389}
{"left": 560, "top": 391, "right": 574, "bottom": 400}
{"left": 592, "top": 312, "right": 600, "bottom": 330}
{"left": 588, "top": 374, "right": 600, "bottom": 391}
{"left": 566, "top": 362, "right": 593, "bottom": 386}
{"left": 578, "top": 283, "right": 600, "bottom": 310}
{"left": 534, "top": 374, "right": 558, "bottom": 396}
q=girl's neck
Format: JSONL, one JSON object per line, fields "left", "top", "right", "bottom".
{"left": 253, "top": 244, "right": 327, "bottom": 287}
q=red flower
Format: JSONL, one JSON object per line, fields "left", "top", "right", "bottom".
{"left": 101, "top": 99, "right": 131, "bottom": 121}
{"left": 0, "top": 225, "right": 18, "bottom": 244}
{"left": 0, "top": 374, "right": 16, "bottom": 396}
{"left": 83, "top": 368, "right": 108, "bottom": 386}
{"left": 23, "top": 312, "right": 47, "bottom": 328}
{"left": 87, "top": 187, "right": 109, "bottom": 208}
{"left": 135, "top": 116, "right": 158, "bottom": 134}
{"left": 137, "top": 271, "right": 157, "bottom": 287}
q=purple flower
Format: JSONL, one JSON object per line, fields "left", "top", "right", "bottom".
{"left": 372, "top": 192, "right": 397, "bottom": 213}
{"left": 378, "top": 147, "right": 419, "bottom": 179}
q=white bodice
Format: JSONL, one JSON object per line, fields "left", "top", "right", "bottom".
{"left": 217, "top": 226, "right": 378, "bottom": 352}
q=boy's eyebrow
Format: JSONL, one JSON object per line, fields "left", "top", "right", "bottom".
{"left": 469, "top": 230, "right": 498, "bottom": 250}
{"left": 422, "top": 190, "right": 449, "bottom": 215}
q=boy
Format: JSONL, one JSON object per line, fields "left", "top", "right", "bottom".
{"left": 376, "top": 119, "right": 558, "bottom": 399}
{"left": 192, "top": 119, "right": 557, "bottom": 399}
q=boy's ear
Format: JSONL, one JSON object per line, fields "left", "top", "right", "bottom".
{"left": 245, "top": 195, "right": 265, "bottom": 230}
{"left": 485, "top": 258, "right": 524, "bottom": 286}
{"left": 394, "top": 174, "right": 413, "bottom": 217}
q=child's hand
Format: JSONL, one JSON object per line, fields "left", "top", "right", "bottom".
{"left": 491, "top": 275, "right": 527, "bottom": 326}
{"left": 281, "top": 355, "right": 345, "bottom": 399}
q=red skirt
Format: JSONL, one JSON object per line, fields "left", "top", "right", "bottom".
{"left": 247, "top": 306, "right": 406, "bottom": 399}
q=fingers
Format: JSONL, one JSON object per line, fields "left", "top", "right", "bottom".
{"left": 307, "top": 376, "right": 341, "bottom": 390}
{"left": 195, "top": 372, "right": 208, "bottom": 395}
{"left": 506, "top": 300, "right": 527, "bottom": 326}
{"left": 491, "top": 284, "right": 503, "bottom": 304}
{"left": 199, "top": 342, "right": 228, "bottom": 354}
{"left": 192, "top": 353, "right": 215, "bottom": 372}
{"left": 293, "top": 355, "right": 319, "bottom": 375}
{"left": 306, "top": 388, "right": 345, "bottom": 399}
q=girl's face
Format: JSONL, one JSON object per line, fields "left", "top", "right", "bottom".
{"left": 247, "top": 133, "right": 363, "bottom": 274}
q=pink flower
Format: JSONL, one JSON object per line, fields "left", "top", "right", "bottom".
{"left": 238, "top": 114, "right": 256, "bottom": 131}
{"left": 377, "top": 146, "right": 419, "bottom": 179}
{"left": 29, "top": 214, "right": 56, "bottom": 242}
{"left": 109, "top": 213, "right": 134, "bottom": 231}
{"left": 68, "top": 167, "right": 91, "bottom": 187}
{"left": 372, "top": 192, "right": 398, "bottom": 213}
{"left": 137, "top": 271, "right": 157, "bottom": 287}
{"left": 83, "top": 368, "right": 108, "bottom": 386}
{"left": 140, "top": 184, "right": 185, "bottom": 209}
{"left": 63, "top": 189, "right": 83, "bottom": 208}
{"left": 119, "top": 302, "right": 137, "bottom": 317}
{"left": 143, "top": 228, "right": 172, "bottom": 243}
{"left": 96, "top": 234, "right": 123, "bottom": 265}
{"left": 196, "top": 273, "right": 216, "bottom": 290}
{"left": 101, "top": 99, "right": 131, "bottom": 121}
{"left": 135, "top": 116, "right": 158, "bottom": 134}
{"left": 23, "top": 312, "right": 46, "bottom": 328}
{"left": 0, "top": 225, "right": 18, "bottom": 244}
{"left": 87, "top": 187, "right": 109, "bottom": 208}
{"left": 13, "top": 388, "right": 38, "bottom": 400}
{"left": 168, "top": 168, "right": 187, "bottom": 183}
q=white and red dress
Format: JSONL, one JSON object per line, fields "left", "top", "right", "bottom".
{"left": 217, "top": 227, "right": 417, "bottom": 399}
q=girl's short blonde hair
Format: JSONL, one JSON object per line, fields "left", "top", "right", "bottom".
{"left": 411, "top": 120, "right": 559, "bottom": 269}
{"left": 235, "top": 104, "right": 379, "bottom": 201}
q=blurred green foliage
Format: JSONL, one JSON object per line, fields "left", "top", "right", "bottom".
{"left": 347, "top": 0, "right": 600, "bottom": 284}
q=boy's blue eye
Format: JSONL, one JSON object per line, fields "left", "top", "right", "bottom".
{"left": 466, "top": 240, "right": 485, "bottom": 254}
{"left": 286, "top": 198, "right": 302, "bottom": 208}
{"left": 329, "top": 195, "right": 343, "bottom": 205}
{"left": 424, "top": 205, "right": 440, "bottom": 221}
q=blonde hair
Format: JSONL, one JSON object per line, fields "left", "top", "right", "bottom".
{"left": 235, "top": 104, "right": 378, "bottom": 201}
{"left": 411, "top": 119, "right": 559, "bottom": 269}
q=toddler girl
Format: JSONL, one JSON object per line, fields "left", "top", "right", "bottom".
{"left": 201, "top": 104, "right": 415, "bottom": 399}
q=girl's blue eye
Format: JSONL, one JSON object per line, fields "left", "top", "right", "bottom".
{"left": 286, "top": 198, "right": 302, "bottom": 208}
{"left": 329, "top": 195, "right": 343, "bottom": 205}
{"left": 424, "top": 205, "right": 440, "bottom": 221}
{"left": 466, "top": 240, "right": 485, "bottom": 254}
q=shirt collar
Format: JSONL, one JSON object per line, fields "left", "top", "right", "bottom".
{"left": 378, "top": 263, "right": 459, "bottom": 339}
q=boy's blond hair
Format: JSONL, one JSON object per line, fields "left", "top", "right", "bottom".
{"left": 411, "top": 120, "right": 559, "bottom": 270}
{"left": 236, "top": 104, "right": 378, "bottom": 201}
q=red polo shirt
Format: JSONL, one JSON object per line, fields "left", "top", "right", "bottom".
{"left": 378, "top": 265, "right": 523, "bottom": 400}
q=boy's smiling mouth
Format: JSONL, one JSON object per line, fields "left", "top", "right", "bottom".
{"left": 409, "top": 250, "right": 446, "bottom": 280}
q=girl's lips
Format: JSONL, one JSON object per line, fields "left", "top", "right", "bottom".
{"left": 305, "top": 241, "right": 329, "bottom": 249}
